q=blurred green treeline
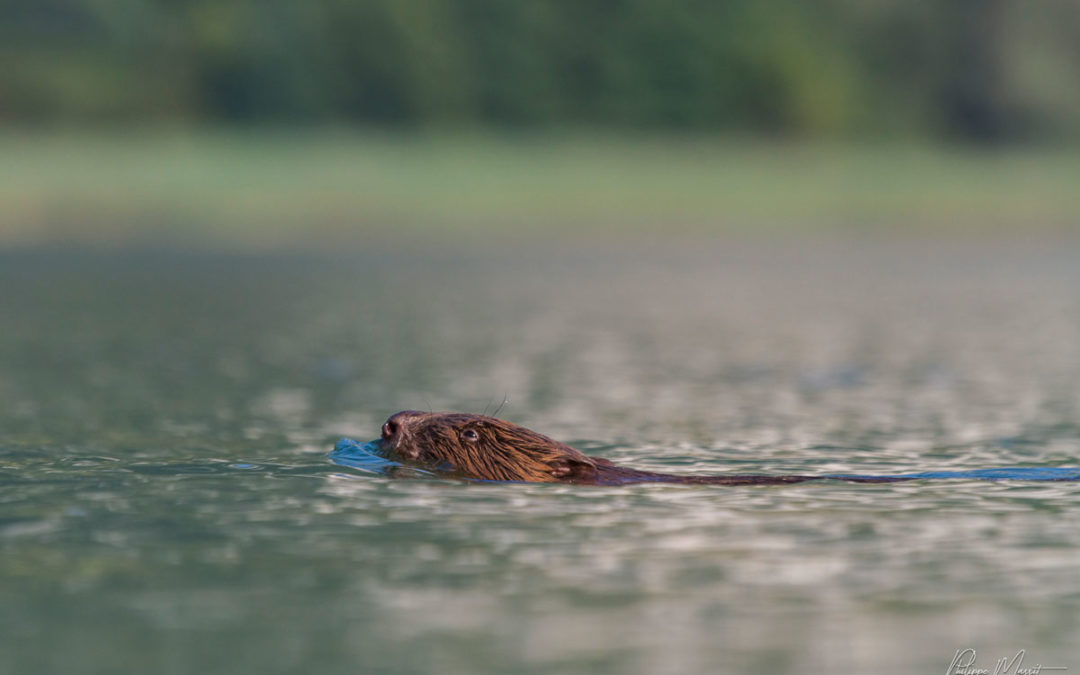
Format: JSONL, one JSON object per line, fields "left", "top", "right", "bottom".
{"left": 2, "top": 0, "right": 1079, "bottom": 141}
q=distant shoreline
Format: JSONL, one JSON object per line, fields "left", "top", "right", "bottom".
{"left": 2, "top": 131, "right": 1077, "bottom": 250}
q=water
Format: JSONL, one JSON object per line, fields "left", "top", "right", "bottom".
{"left": 2, "top": 240, "right": 1080, "bottom": 674}
{"left": 331, "top": 437, "right": 1080, "bottom": 482}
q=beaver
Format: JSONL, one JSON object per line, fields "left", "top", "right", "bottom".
{"left": 376, "top": 410, "right": 910, "bottom": 486}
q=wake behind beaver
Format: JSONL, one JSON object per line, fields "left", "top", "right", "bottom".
{"left": 329, "top": 411, "right": 1080, "bottom": 485}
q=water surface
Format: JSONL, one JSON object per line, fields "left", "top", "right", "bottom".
{"left": 2, "top": 241, "right": 1079, "bottom": 674}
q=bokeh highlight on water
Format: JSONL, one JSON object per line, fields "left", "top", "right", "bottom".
{"left": 2, "top": 241, "right": 1079, "bottom": 674}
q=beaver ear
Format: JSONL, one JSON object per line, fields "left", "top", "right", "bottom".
{"left": 549, "top": 457, "right": 597, "bottom": 482}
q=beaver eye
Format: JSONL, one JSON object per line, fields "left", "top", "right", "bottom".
{"left": 461, "top": 428, "right": 479, "bottom": 443}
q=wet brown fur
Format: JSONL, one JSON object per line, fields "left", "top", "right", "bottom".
{"left": 379, "top": 411, "right": 911, "bottom": 486}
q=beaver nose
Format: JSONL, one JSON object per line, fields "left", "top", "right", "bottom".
{"left": 382, "top": 410, "right": 425, "bottom": 441}
{"left": 381, "top": 419, "right": 398, "bottom": 441}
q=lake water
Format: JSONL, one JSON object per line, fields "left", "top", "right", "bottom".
{"left": 2, "top": 240, "right": 1079, "bottom": 674}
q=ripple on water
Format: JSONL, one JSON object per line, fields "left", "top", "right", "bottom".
{"left": 3, "top": 245, "right": 1080, "bottom": 673}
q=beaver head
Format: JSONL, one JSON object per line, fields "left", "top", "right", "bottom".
{"left": 378, "top": 410, "right": 599, "bottom": 483}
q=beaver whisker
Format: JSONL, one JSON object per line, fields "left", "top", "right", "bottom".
{"left": 492, "top": 394, "right": 510, "bottom": 418}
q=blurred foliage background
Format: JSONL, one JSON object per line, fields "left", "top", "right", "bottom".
{"left": 4, "top": 0, "right": 1080, "bottom": 139}
{"left": 1, "top": 0, "right": 1078, "bottom": 247}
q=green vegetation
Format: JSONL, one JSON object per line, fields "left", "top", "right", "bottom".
{"left": 3, "top": 132, "right": 1077, "bottom": 248}
{"left": 5, "top": 1, "right": 1077, "bottom": 248}
{"left": 3, "top": 0, "right": 1079, "bottom": 140}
